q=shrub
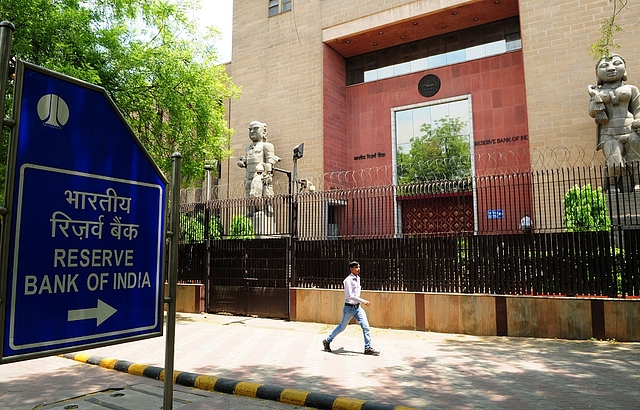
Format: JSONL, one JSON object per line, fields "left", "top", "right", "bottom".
{"left": 180, "top": 211, "right": 223, "bottom": 243}
{"left": 229, "top": 215, "right": 255, "bottom": 239}
{"left": 563, "top": 184, "right": 610, "bottom": 232}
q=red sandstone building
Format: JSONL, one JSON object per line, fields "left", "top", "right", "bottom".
{"left": 217, "top": 0, "right": 640, "bottom": 237}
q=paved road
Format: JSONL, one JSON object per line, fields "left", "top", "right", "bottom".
{"left": 1, "top": 312, "right": 639, "bottom": 409}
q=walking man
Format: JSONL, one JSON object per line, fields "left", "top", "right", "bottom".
{"left": 323, "top": 261, "right": 380, "bottom": 356}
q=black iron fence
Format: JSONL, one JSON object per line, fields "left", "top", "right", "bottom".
{"left": 178, "top": 165, "right": 640, "bottom": 298}
{"left": 292, "top": 231, "right": 637, "bottom": 297}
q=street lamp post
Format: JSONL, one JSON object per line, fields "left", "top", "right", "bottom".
{"left": 204, "top": 164, "right": 212, "bottom": 201}
{"left": 293, "top": 143, "right": 304, "bottom": 194}
{"left": 290, "top": 143, "right": 304, "bottom": 289}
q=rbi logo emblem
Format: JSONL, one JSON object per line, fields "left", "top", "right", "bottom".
{"left": 418, "top": 74, "right": 441, "bottom": 98}
{"left": 37, "top": 94, "right": 70, "bottom": 129}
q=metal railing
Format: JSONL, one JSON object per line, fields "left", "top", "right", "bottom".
{"left": 178, "top": 164, "right": 640, "bottom": 298}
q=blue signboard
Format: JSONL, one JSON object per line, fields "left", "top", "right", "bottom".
{"left": 487, "top": 209, "right": 504, "bottom": 219}
{"left": 2, "top": 62, "right": 167, "bottom": 361}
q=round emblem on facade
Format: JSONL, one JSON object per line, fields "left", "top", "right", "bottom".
{"left": 418, "top": 74, "right": 441, "bottom": 98}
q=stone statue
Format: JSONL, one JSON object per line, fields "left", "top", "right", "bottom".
{"left": 237, "top": 120, "right": 281, "bottom": 198}
{"left": 236, "top": 121, "right": 281, "bottom": 236}
{"left": 588, "top": 54, "right": 640, "bottom": 191}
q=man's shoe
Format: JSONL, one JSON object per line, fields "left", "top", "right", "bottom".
{"left": 364, "top": 347, "right": 380, "bottom": 356}
{"left": 323, "top": 339, "right": 331, "bottom": 352}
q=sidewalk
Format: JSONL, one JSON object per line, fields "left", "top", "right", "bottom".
{"left": 1, "top": 312, "right": 639, "bottom": 409}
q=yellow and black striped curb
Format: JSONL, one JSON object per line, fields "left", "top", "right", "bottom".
{"left": 61, "top": 353, "right": 416, "bottom": 410}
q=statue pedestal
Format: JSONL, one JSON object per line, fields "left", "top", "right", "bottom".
{"left": 252, "top": 210, "right": 277, "bottom": 238}
{"left": 607, "top": 191, "right": 640, "bottom": 227}
{"left": 607, "top": 191, "right": 640, "bottom": 248}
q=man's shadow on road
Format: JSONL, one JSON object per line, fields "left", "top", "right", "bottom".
{"left": 323, "top": 347, "right": 362, "bottom": 356}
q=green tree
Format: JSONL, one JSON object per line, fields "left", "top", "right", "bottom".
{"left": 563, "top": 184, "right": 611, "bottom": 232}
{"left": 397, "top": 116, "right": 471, "bottom": 184}
{"left": 1, "top": 0, "right": 239, "bottom": 185}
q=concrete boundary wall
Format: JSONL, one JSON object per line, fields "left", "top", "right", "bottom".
{"left": 164, "top": 284, "right": 204, "bottom": 314}
{"left": 169, "top": 284, "right": 640, "bottom": 341}
{"left": 290, "top": 288, "right": 640, "bottom": 342}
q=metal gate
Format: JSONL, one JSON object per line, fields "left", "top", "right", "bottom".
{"left": 208, "top": 238, "right": 289, "bottom": 318}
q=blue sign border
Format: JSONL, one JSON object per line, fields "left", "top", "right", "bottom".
{"left": 1, "top": 61, "right": 168, "bottom": 362}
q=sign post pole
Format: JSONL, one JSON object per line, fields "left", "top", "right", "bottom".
{"left": 163, "top": 152, "right": 181, "bottom": 410}
{"left": 0, "top": 21, "right": 15, "bottom": 361}
{"left": 0, "top": 21, "right": 15, "bottom": 137}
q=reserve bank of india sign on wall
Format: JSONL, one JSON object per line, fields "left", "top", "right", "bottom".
{"left": 1, "top": 61, "right": 167, "bottom": 362}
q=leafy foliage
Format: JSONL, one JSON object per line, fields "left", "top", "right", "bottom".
{"left": 589, "top": 0, "right": 626, "bottom": 60}
{"left": 179, "top": 211, "right": 222, "bottom": 244}
{"left": 563, "top": 184, "right": 610, "bottom": 232}
{"left": 613, "top": 246, "right": 624, "bottom": 296}
{"left": 228, "top": 215, "right": 255, "bottom": 240}
{"left": 1, "top": 0, "right": 240, "bottom": 186}
{"left": 396, "top": 116, "right": 471, "bottom": 185}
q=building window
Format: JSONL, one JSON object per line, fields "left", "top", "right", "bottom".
{"left": 363, "top": 38, "right": 521, "bottom": 83}
{"left": 346, "top": 17, "right": 521, "bottom": 85}
{"left": 392, "top": 96, "right": 474, "bottom": 185}
{"left": 269, "top": 0, "right": 291, "bottom": 17}
{"left": 392, "top": 97, "right": 476, "bottom": 236}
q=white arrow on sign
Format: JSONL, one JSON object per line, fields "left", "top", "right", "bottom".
{"left": 67, "top": 299, "right": 117, "bottom": 326}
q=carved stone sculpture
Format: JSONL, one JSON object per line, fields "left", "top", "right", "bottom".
{"left": 237, "top": 121, "right": 281, "bottom": 236}
{"left": 237, "top": 120, "right": 281, "bottom": 198}
{"left": 588, "top": 54, "right": 640, "bottom": 192}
